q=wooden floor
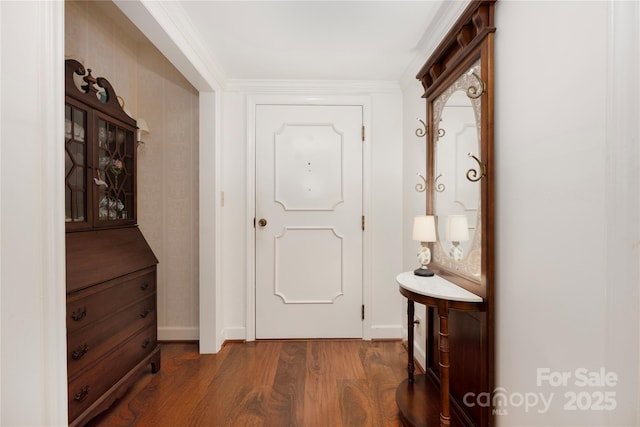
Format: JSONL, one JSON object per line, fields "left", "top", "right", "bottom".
{"left": 86, "top": 340, "right": 413, "bottom": 427}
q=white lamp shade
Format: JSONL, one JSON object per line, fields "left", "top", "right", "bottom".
{"left": 137, "top": 118, "right": 150, "bottom": 134}
{"left": 412, "top": 215, "right": 437, "bottom": 242}
{"left": 446, "top": 215, "right": 469, "bottom": 242}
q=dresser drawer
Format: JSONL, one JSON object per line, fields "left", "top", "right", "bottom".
{"left": 68, "top": 324, "right": 158, "bottom": 421}
{"left": 67, "top": 294, "right": 156, "bottom": 380}
{"left": 67, "top": 269, "right": 155, "bottom": 333}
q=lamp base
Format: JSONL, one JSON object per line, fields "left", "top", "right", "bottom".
{"left": 414, "top": 267, "right": 434, "bottom": 277}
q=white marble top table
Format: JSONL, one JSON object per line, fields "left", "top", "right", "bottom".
{"left": 396, "top": 271, "right": 483, "bottom": 303}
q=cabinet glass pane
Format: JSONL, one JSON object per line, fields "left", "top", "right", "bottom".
{"left": 65, "top": 104, "right": 86, "bottom": 223}
{"left": 97, "top": 120, "right": 135, "bottom": 222}
{"left": 73, "top": 108, "right": 85, "bottom": 142}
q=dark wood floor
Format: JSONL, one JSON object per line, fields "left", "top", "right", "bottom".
{"left": 86, "top": 340, "right": 414, "bottom": 427}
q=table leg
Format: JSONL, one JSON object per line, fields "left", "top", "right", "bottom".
{"left": 407, "top": 300, "right": 415, "bottom": 381}
{"left": 438, "top": 302, "right": 450, "bottom": 427}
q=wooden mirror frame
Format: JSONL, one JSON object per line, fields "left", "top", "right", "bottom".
{"left": 416, "top": 1, "right": 495, "bottom": 425}
{"left": 419, "top": 0, "right": 495, "bottom": 300}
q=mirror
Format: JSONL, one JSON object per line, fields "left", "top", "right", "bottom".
{"left": 432, "top": 61, "right": 482, "bottom": 279}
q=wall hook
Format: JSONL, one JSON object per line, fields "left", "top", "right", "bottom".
{"left": 466, "top": 71, "right": 486, "bottom": 99}
{"left": 415, "top": 172, "right": 427, "bottom": 192}
{"left": 434, "top": 173, "right": 446, "bottom": 192}
{"left": 466, "top": 153, "right": 487, "bottom": 182}
{"left": 415, "top": 119, "right": 427, "bottom": 137}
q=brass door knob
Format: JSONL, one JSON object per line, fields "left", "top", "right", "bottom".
{"left": 258, "top": 218, "right": 267, "bottom": 227}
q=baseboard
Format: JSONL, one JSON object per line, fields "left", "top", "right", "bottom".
{"left": 184, "top": 325, "right": 399, "bottom": 344}
{"left": 414, "top": 341, "right": 426, "bottom": 371}
{"left": 401, "top": 327, "right": 427, "bottom": 371}
{"left": 158, "top": 326, "right": 199, "bottom": 341}
{"left": 222, "top": 326, "right": 247, "bottom": 342}
{"left": 368, "top": 325, "right": 402, "bottom": 340}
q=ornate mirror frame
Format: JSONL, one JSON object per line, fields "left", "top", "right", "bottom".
{"left": 418, "top": 0, "right": 495, "bottom": 300}
{"left": 416, "top": 2, "right": 495, "bottom": 425}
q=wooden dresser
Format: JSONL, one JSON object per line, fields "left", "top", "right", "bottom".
{"left": 64, "top": 60, "right": 160, "bottom": 426}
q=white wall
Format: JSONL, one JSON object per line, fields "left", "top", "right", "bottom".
{"left": 368, "top": 91, "right": 404, "bottom": 335}
{"left": 402, "top": 1, "right": 640, "bottom": 425}
{"left": 495, "top": 1, "right": 639, "bottom": 425}
{"left": 400, "top": 76, "right": 430, "bottom": 366}
{"left": 0, "top": 2, "right": 68, "bottom": 425}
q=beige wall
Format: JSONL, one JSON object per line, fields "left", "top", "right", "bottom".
{"left": 65, "top": 0, "right": 200, "bottom": 339}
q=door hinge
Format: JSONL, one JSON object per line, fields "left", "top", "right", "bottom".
{"left": 362, "top": 304, "right": 365, "bottom": 320}
{"left": 361, "top": 215, "right": 365, "bottom": 231}
{"left": 362, "top": 125, "right": 365, "bottom": 142}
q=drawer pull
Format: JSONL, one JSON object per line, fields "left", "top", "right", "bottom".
{"left": 71, "top": 307, "right": 87, "bottom": 322}
{"left": 140, "top": 308, "right": 151, "bottom": 318}
{"left": 140, "top": 282, "right": 149, "bottom": 291}
{"left": 141, "top": 338, "right": 151, "bottom": 349}
{"left": 72, "top": 344, "right": 89, "bottom": 360}
{"left": 74, "top": 385, "right": 90, "bottom": 402}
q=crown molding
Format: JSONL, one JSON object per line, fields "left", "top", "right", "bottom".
{"left": 114, "top": 0, "right": 226, "bottom": 92}
{"left": 400, "top": 0, "right": 471, "bottom": 88}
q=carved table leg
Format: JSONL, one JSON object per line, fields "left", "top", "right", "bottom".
{"left": 438, "top": 302, "right": 450, "bottom": 427}
{"left": 407, "top": 300, "right": 415, "bottom": 381}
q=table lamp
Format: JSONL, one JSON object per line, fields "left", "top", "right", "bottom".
{"left": 446, "top": 215, "right": 469, "bottom": 261}
{"left": 413, "top": 215, "right": 437, "bottom": 277}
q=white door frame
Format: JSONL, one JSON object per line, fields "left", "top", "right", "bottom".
{"left": 246, "top": 93, "right": 373, "bottom": 342}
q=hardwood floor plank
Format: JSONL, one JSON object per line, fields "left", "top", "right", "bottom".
{"left": 263, "top": 341, "right": 307, "bottom": 426}
{"left": 193, "top": 341, "right": 284, "bottom": 425}
{"left": 303, "top": 341, "right": 343, "bottom": 427}
{"left": 86, "top": 340, "right": 410, "bottom": 427}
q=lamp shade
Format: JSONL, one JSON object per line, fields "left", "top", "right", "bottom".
{"left": 137, "top": 118, "right": 150, "bottom": 134}
{"left": 412, "top": 215, "right": 436, "bottom": 242}
{"left": 446, "top": 215, "right": 469, "bottom": 242}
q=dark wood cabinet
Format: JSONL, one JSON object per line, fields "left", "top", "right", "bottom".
{"left": 65, "top": 59, "right": 160, "bottom": 427}
{"left": 65, "top": 60, "right": 137, "bottom": 230}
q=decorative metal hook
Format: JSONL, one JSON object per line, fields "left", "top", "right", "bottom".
{"left": 466, "top": 71, "right": 486, "bottom": 99}
{"left": 415, "top": 119, "right": 427, "bottom": 137}
{"left": 415, "top": 172, "right": 427, "bottom": 192}
{"left": 434, "top": 173, "right": 445, "bottom": 192}
{"left": 466, "top": 153, "right": 486, "bottom": 182}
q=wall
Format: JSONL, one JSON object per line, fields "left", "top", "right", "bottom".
{"left": 402, "top": 1, "right": 640, "bottom": 425}
{"left": 65, "top": 0, "right": 200, "bottom": 340}
{"left": 401, "top": 76, "right": 430, "bottom": 365}
{"left": 1, "top": 2, "right": 68, "bottom": 425}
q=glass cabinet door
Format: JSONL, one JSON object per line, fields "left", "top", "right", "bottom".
{"left": 65, "top": 103, "right": 87, "bottom": 225}
{"left": 95, "top": 117, "right": 135, "bottom": 224}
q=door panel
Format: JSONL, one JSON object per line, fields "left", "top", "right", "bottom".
{"left": 255, "top": 105, "right": 363, "bottom": 339}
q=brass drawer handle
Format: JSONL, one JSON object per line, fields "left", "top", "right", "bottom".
{"left": 140, "top": 282, "right": 149, "bottom": 291}
{"left": 140, "top": 308, "right": 151, "bottom": 318}
{"left": 71, "top": 307, "right": 87, "bottom": 322}
{"left": 74, "top": 385, "right": 90, "bottom": 402}
{"left": 141, "top": 338, "right": 151, "bottom": 349}
{"left": 71, "top": 344, "right": 89, "bottom": 360}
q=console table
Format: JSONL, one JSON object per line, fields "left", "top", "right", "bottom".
{"left": 396, "top": 272, "right": 484, "bottom": 427}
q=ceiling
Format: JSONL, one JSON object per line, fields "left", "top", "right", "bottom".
{"left": 173, "top": 1, "right": 447, "bottom": 81}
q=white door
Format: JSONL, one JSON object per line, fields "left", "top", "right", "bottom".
{"left": 255, "top": 105, "right": 363, "bottom": 339}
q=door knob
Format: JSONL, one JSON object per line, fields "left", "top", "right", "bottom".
{"left": 258, "top": 218, "right": 267, "bottom": 227}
